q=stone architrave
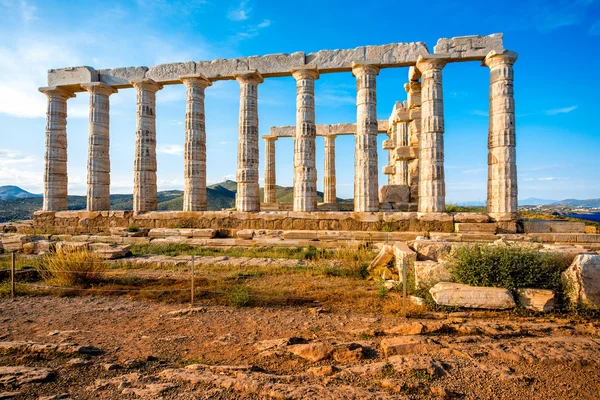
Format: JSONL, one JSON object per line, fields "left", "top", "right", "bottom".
{"left": 416, "top": 56, "right": 446, "bottom": 212}
{"left": 131, "top": 79, "right": 163, "bottom": 213}
{"left": 292, "top": 67, "right": 319, "bottom": 212}
{"left": 233, "top": 71, "right": 263, "bottom": 212}
{"left": 39, "top": 86, "right": 76, "bottom": 211}
{"left": 263, "top": 135, "right": 277, "bottom": 204}
{"left": 81, "top": 82, "right": 117, "bottom": 211}
{"left": 180, "top": 74, "right": 212, "bottom": 211}
{"left": 352, "top": 63, "right": 380, "bottom": 212}
{"left": 483, "top": 50, "right": 518, "bottom": 219}
{"left": 324, "top": 134, "right": 337, "bottom": 203}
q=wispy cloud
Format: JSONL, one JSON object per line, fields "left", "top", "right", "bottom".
{"left": 462, "top": 168, "right": 486, "bottom": 174}
{"left": 533, "top": 0, "right": 596, "bottom": 32}
{"left": 590, "top": 20, "right": 600, "bottom": 35}
{"left": 315, "top": 84, "right": 355, "bottom": 107}
{"left": 520, "top": 164, "right": 562, "bottom": 171}
{"left": 523, "top": 177, "right": 569, "bottom": 181}
{"left": 233, "top": 19, "right": 272, "bottom": 41}
{"left": 545, "top": 105, "right": 577, "bottom": 115}
{"left": 0, "top": 0, "right": 38, "bottom": 22}
{"left": 228, "top": 0, "right": 250, "bottom": 21}
{"left": 157, "top": 144, "right": 184, "bottom": 155}
{"left": 469, "top": 110, "right": 488, "bottom": 117}
{"left": 0, "top": 148, "right": 41, "bottom": 190}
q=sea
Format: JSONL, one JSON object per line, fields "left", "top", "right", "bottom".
{"left": 564, "top": 212, "right": 600, "bottom": 223}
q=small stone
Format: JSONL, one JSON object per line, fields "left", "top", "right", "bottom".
{"left": 307, "top": 365, "right": 339, "bottom": 376}
{"left": 38, "top": 394, "right": 70, "bottom": 400}
{"left": 380, "top": 336, "right": 441, "bottom": 357}
{"left": 332, "top": 343, "right": 364, "bottom": 363}
{"left": 287, "top": 341, "right": 334, "bottom": 362}
{"left": 66, "top": 358, "right": 90, "bottom": 368}
{"left": 124, "top": 359, "right": 145, "bottom": 369}
{"left": 103, "top": 363, "right": 122, "bottom": 371}
{"left": 516, "top": 288, "right": 556, "bottom": 312}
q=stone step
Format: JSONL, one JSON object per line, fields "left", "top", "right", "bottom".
{"left": 455, "top": 223, "right": 497, "bottom": 233}
{"left": 523, "top": 220, "right": 585, "bottom": 234}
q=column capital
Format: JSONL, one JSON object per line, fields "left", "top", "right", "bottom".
{"left": 291, "top": 66, "right": 319, "bottom": 81}
{"left": 80, "top": 82, "right": 118, "bottom": 96}
{"left": 351, "top": 62, "right": 380, "bottom": 76}
{"left": 233, "top": 70, "right": 264, "bottom": 85}
{"left": 324, "top": 133, "right": 337, "bottom": 140}
{"left": 416, "top": 55, "right": 446, "bottom": 72}
{"left": 483, "top": 50, "right": 518, "bottom": 68}
{"left": 404, "top": 81, "right": 421, "bottom": 93}
{"left": 262, "top": 135, "right": 277, "bottom": 141}
{"left": 130, "top": 78, "right": 163, "bottom": 92}
{"left": 180, "top": 73, "right": 212, "bottom": 88}
{"left": 408, "top": 66, "right": 421, "bottom": 82}
{"left": 39, "top": 86, "right": 76, "bottom": 99}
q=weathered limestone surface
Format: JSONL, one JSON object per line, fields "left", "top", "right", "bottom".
{"left": 132, "top": 79, "right": 163, "bottom": 213}
{"left": 81, "top": 83, "right": 117, "bottom": 211}
{"left": 416, "top": 56, "right": 446, "bottom": 212}
{"left": 98, "top": 67, "right": 148, "bottom": 87}
{"left": 405, "top": 80, "right": 422, "bottom": 202}
{"left": 263, "top": 136, "right": 277, "bottom": 204}
{"left": 434, "top": 34, "right": 504, "bottom": 59}
{"left": 181, "top": 75, "right": 211, "bottom": 211}
{"left": 234, "top": 71, "right": 263, "bottom": 212}
{"left": 483, "top": 50, "right": 518, "bottom": 220}
{"left": 269, "top": 121, "right": 388, "bottom": 138}
{"left": 379, "top": 185, "right": 410, "bottom": 204}
{"left": 147, "top": 62, "right": 196, "bottom": 84}
{"left": 292, "top": 68, "right": 319, "bottom": 212}
{"left": 324, "top": 134, "right": 336, "bottom": 204}
{"left": 562, "top": 254, "right": 600, "bottom": 309}
{"left": 352, "top": 63, "right": 380, "bottom": 212}
{"left": 516, "top": 288, "right": 556, "bottom": 312}
{"left": 39, "top": 86, "right": 75, "bottom": 211}
{"left": 47, "top": 66, "right": 97, "bottom": 87}
{"left": 414, "top": 261, "right": 452, "bottom": 289}
{"left": 523, "top": 220, "right": 585, "bottom": 234}
{"left": 430, "top": 282, "right": 516, "bottom": 309}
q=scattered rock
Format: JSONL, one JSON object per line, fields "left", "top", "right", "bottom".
{"left": 562, "top": 254, "right": 600, "bottom": 309}
{"left": 254, "top": 337, "right": 307, "bottom": 352}
{"left": 388, "top": 355, "right": 447, "bottom": 377}
{"left": 0, "top": 392, "right": 21, "bottom": 400}
{"left": 167, "top": 307, "right": 206, "bottom": 316}
{"left": 0, "top": 366, "right": 55, "bottom": 386}
{"left": 121, "top": 383, "right": 176, "bottom": 397}
{"left": 429, "top": 282, "right": 516, "bottom": 309}
{"left": 103, "top": 363, "right": 123, "bottom": 371}
{"left": 332, "top": 343, "right": 364, "bottom": 363}
{"left": 287, "top": 341, "right": 334, "bottom": 362}
{"left": 66, "top": 358, "right": 91, "bottom": 368}
{"left": 124, "top": 359, "right": 145, "bottom": 369}
{"left": 516, "top": 288, "right": 556, "bottom": 312}
{"left": 344, "top": 362, "right": 387, "bottom": 376}
{"left": 38, "top": 394, "right": 70, "bottom": 400}
{"left": 386, "top": 322, "right": 425, "bottom": 335}
{"left": 307, "top": 365, "right": 340, "bottom": 376}
{"left": 380, "top": 336, "right": 441, "bottom": 357}
{"left": 409, "top": 295, "right": 426, "bottom": 306}
{"left": 367, "top": 244, "right": 396, "bottom": 280}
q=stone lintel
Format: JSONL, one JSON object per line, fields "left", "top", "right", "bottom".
{"left": 80, "top": 82, "right": 118, "bottom": 95}
{"left": 47, "top": 34, "right": 503, "bottom": 87}
{"left": 269, "top": 121, "right": 389, "bottom": 138}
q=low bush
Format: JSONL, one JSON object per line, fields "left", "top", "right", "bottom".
{"left": 446, "top": 244, "right": 573, "bottom": 292}
{"left": 39, "top": 248, "right": 106, "bottom": 287}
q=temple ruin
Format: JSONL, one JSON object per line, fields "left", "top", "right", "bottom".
{"left": 35, "top": 33, "right": 520, "bottom": 235}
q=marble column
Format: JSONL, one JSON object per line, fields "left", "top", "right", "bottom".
{"left": 39, "top": 86, "right": 75, "bottom": 211}
{"left": 324, "top": 134, "right": 337, "bottom": 203}
{"left": 181, "top": 74, "right": 211, "bottom": 212}
{"left": 352, "top": 63, "right": 380, "bottom": 212}
{"left": 292, "top": 68, "right": 319, "bottom": 212}
{"left": 263, "top": 136, "right": 277, "bottom": 204}
{"left": 233, "top": 71, "right": 263, "bottom": 212}
{"left": 81, "top": 83, "right": 117, "bottom": 211}
{"left": 416, "top": 56, "right": 446, "bottom": 213}
{"left": 483, "top": 50, "right": 518, "bottom": 218}
{"left": 396, "top": 121, "right": 409, "bottom": 186}
{"left": 131, "top": 79, "right": 162, "bottom": 213}
{"left": 405, "top": 78, "right": 422, "bottom": 203}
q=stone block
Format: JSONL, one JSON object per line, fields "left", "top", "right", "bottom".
{"left": 382, "top": 139, "right": 394, "bottom": 150}
{"left": 248, "top": 52, "right": 305, "bottom": 76}
{"left": 305, "top": 47, "right": 365, "bottom": 70}
{"left": 516, "top": 288, "right": 556, "bottom": 312}
{"left": 146, "top": 61, "right": 196, "bottom": 83}
{"left": 282, "top": 230, "right": 318, "bottom": 240}
{"left": 380, "top": 336, "right": 441, "bottom": 357}
{"left": 395, "top": 146, "right": 418, "bottom": 160}
{"left": 523, "top": 220, "right": 585, "bottom": 234}
{"left": 364, "top": 42, "right": 429, "bottom": 65}
{"left": 382, "top": 165, "right": 395, "bottom": 175}
{"left": 453, "top": 213, "right": 490, "bottom": 223}
{"left": 98, "top": 66, "right": 148, "bottom": 87}
{"left": 379, "top": 185, "right": 410, "bottom": 204}
{"left": 562, "top": 254, "right": 600, "bottom": 309}
{"left": 196, "top": 58, "right": 247, "bottom": 80}
{"left": 236, "top": 229, "right": 254, "bottom": 240}
{"left": 455, "top": 223, "right": 497, "bottom": 233}
{"left": 393, "top": 241, "right": 417, "bottom": 282}
{"left": 433, "top": 33, "right": 504, "bottom": 59}
{"left": 411, "top": 240, "right": 452, "bottom": 262}
{"left": 191, "top": 229, "right": 216, "bottom": 239}
{"left": 414, "top": 261, "right": 452, "bottom": 289}
{"left": 429, "top": 282, "right": 515, "bottom": 309}
{"left": 585, "top": 226, "right": 598, "bottom": 234}
{"left": 577, "top": 234, "right": 600, "bottom": 243}
{"left": 48, "top": 66, "right": 98, "bottom": 87}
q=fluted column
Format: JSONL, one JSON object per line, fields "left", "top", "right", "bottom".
{"left": 405, "top": 78, "right": 422, "bottom": 203}
{"left": 352, "top": 63, "right": 380, "bottom": 212}
{"left": 181, "top": 74, "right": 211, "bottom": 211}
{"left": 39, "top": 86, "right": 75, "bottom": 211}
{"left": 416, "top": 56, "right": 446, "bottom": 212}
{"left": 292, "top": 68, "right": 319, "bottom": 212}
{"left": 233, "top": 71, "right": 263, "bottom": 212}
{"left": 324, "top": 134, "right": 337, "bottom": 203}
{"left": 81, "top": 83, "right": 117, "bottom": 211}
{"left": 263, "top": 136, "right": 277, "bottom": 204}
{"left": 131, "top": 79, "right": 162, "bottom": 213}
{"left": 483, "top": 50, "right": 518, "bottom": 218}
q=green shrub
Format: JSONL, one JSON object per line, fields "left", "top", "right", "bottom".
{"left": 447, "top": 245, "right": 572, "bottom": 291}
{"left": 126, "top": 225, "right": 140, "bottom": 233}
{"left": 229, "top": 284, "right": 252, "bottom": 307}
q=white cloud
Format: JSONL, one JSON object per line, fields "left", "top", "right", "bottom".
{"left": 0, "top": 148, "right": 42, "bottom": 191}
{"left": 523, "top": 177, "right": 569, "bottom": 181}
{"left": 469, "top": 110, "right": 488, "bottom": 117}
{"left": 232, "top": 19, "right": 272, "bottom": 41}
{"left": 462, "top": 168, "right": 486, "bottom": 174}
{"left": 545, "top": 105, "right": 577, "bottom": 115}
{"left": 157, "top": 144, "right": 184, "bottom": 155}
{"left": 257, "top": 19, "right": 271, "bottom": 28}
{"left": 533, "top": 0, "right": 595, "bottom": 32}
{"left": 0, "top": 0, "right": 38, "bottom": 22}
{"left": 228, "top": 0, "right": 250, "bottom": 21}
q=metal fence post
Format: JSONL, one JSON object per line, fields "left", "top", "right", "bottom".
{"left": 11, "top": 252, "right": 16, "bottom": 299}
{"left": 190, "top": 255, "right": 195, "bottom": 307}
{"left": 402, "top": 259, "right": 407, "bottom": 318}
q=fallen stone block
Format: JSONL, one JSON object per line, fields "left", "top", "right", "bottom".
{"left": 429, "top": 282, "right": 515, "bottom": 309}
{"left": 236, "top": 229, "right": 254, "bottom": 240}
{"left": 89, "top": 243, "right": 132, "bottom": 259}
{"left": 414, "top": 261, "right": 452, "bottom": 289}
{"left": 287, "top": 341, "right": 334, "bottom": 362}
{"left": 380, "top": 336, "right": 441, "bottom": 357}
{"left": 516, "top": 288, "right": 556, "bottom": 312}
{"left": 0, "top": 366, "right": 55, "bottom": 386}
{"left": 562, "top": 254, "right": 600, "bottom": 309}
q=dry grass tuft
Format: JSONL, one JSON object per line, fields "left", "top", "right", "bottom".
{"left": 39, "top": 248, "right": 106, "bottom": 287}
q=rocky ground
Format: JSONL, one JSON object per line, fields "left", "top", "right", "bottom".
{"left": 0, "top": 296, "right": 599, "bottom": 399}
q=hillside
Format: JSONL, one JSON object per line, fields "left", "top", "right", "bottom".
{"left": 0, "top": 186, "right": 42, "bottom": 200}
{"left": 550, "top": 199, "right": 600, "bottom": 208}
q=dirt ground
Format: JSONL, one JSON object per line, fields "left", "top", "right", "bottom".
{"left": 1, "top": 294, "right": 599, "bottom": 399}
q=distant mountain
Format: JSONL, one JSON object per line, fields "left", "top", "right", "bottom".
{"left": 519, "top": 198, "right": 557, "bottom": 206}
{"left": 550, "top": 199, "right": 600, "bottom": 208}
{"left": 0, "top": 186, "right": 42, "bottom": 200}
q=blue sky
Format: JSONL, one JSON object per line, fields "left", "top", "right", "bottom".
{"left": 0, "top": 0, "right": 598, "bottom": 202}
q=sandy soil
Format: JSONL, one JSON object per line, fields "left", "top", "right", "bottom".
{"left": 1, "top": 295, "right": 599, "bottom": 399}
